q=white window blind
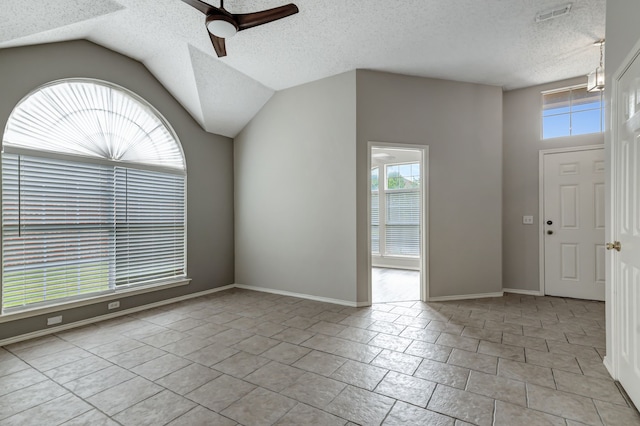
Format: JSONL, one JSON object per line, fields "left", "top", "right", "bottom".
{"left": 371, "top": 160, "right": 421, "bottom": 258}
{"left": 1, "top": 78, "right": 187, "bottom": 313}
{"left": 2, "top": 155, "right": 115, "bottom": 309}
{"left": 385, "top": 191, "right": 420, "bottom": 256}
{"left": 3, "top": 79, "right": 185, "bottom": 171}
{"left": 1, "top": 154, "right": 185, "bottom": 311}
{"left": 371, "top": 191, "right": 380, "bottom": 254}
{"left": 115, "top": 168, "right": 185, "bottom": 286}
{"left": 2, "top": 153, "right": 113, "bottom": 308}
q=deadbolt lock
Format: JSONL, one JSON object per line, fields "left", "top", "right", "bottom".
{"left": 606, "top": 241, "right": 622, "bottom": 252}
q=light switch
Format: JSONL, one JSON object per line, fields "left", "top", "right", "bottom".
{"left": 523, "top": 215, "right": 534, "bottom": 225}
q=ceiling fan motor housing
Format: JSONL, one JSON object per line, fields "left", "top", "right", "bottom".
{"left": 206, "top": 14, "right": 238, "bottom": 38}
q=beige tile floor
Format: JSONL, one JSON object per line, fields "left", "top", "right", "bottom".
{"left": 372, "top": 268, "right": 420, "bottom": 303}
{"left": 0, "top": 289, "right": 638, "bottom": 425}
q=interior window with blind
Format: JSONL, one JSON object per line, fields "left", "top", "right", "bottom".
{"left": 1, "top": 79, "right": 187, "bottom": 313}
{"left": 371, "top": 167, "right": 380, "bottom": 254}
{"left": 542, "top": 86, "right": 604, "bottom": 139}
{"left": 385, "top": 163, "right": 420, "bottom": 256}
{"left": 371, "top": 162, "right": 420, "bottom": 258}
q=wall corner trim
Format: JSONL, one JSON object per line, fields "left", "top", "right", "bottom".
{"left": 428, "top": 292, "right": 504, "bottom": 302}
{"left": 234, "top": 284, "right": 362, "bottom": 307}
{"left": 502, "top": 288, "right": 544, "bottom": 296}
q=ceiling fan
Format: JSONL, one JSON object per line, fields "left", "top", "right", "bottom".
{"left": 181, "top": 0, "right": 299, "bottom": 57}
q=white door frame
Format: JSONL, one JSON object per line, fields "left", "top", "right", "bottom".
{"left": 538, "top": 145, "right": 605, "bottom": 296}
{"left": 367, "top": 141, "right": 429, "bottom": 304}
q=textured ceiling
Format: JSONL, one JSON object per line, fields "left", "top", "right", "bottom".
{"left": 0, "top": 0, "right": 606, "bottom": 138}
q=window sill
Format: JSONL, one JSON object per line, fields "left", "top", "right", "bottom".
{"left": 0, "top": 278, "right": 191, "bottom": 324}
{"left": 373, "top": 254, "right": 420, "bottom": 260}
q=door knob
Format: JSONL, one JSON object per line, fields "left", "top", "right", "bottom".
{"left": 606, "top": 241, "right": 622, "bottom": 252}
{"left": 547, "top": 230, "right": 553, "bottom": 235}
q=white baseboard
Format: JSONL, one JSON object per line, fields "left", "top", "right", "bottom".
{"left": 1, "top": 284, "right": 515, "bottom": 346}
{"left": 0, "top": 284, "right": 235, "bottom": 347}
{"left": 502, "top": 288, "right": 544, "bottom": 296}
{"left": 428, "top": 291, "right": 504, "bottom": 302}
{"left": 234, "top": 284, "right": 363, "bottom": 307}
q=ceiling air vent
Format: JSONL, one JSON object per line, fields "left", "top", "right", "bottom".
{"left": 535, "top": 3, "right": 572, "bottom": 22}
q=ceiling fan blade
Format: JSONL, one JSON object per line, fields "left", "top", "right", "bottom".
{"left": 233, "top": 4, "right": 299, "bottom": 31}
{"left": 180, "top": 0, "right": 219, "bottom": 15}
{"left": 209, "top": 32, "right": 227, "bottom": 57}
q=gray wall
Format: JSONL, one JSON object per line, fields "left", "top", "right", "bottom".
{"left": 605, "top": 3, "right": 640, "bottom": 80}
{"left": 502, "top": 77, "right": 604, "bottom": 293}
{"left": 356, "top": 70, "right": 503, "bottom": 301}
{"left": 234, "top": 71, "right": 358, "bottom": 303}
{"left": 0, "top": 41, "right": 234, "bottom": 340}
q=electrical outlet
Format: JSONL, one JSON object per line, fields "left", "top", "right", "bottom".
{"left": 108, "top": 301, "right": 120, "bottom": 310}
{"left": 47, "top": 315, "right": 62, "bottom": 326}
{"left": 523, "top": 215, "right": 534, "bottom": 225}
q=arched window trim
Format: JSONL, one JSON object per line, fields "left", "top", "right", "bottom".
{"left": 3, "top": 78, "right": 187, "bottom": 175}
{"left": 2, "top": 145, "right": 185, "bottom": 177}
{"left": 0, "top": 78, "right": 190, "bottom": 314}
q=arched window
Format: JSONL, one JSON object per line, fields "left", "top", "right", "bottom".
{"left": 2, "top": 79, "right": 187, "bottom": 312}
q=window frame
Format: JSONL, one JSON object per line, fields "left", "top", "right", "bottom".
{"left": 0, "top": 78, "right": 189, "bottom": 317}
{"left": 372, "top": 161, "right": 421, "bottom": 259}
{"left": 541, "top": 84, "right": 604, "bottom": 140}
{"left": 384, "top": 162, "right": 421, "bottom": 191}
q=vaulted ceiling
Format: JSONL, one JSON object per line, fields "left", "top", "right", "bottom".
{"left": 0, "top": 0, "right": 606, "bottom": 138}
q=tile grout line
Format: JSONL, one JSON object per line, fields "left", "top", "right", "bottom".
{"left": 0, "top": 290, "right": 621, "bottom": 425}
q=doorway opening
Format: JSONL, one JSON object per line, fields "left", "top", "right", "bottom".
{"left": 368, "top": 143, "right": 428, "bottom": 303}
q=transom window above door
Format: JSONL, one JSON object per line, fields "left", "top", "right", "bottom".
{"left": 542, "top": 85, "right": 604, "bottom": 139}
{"left": 1, "top": 79, "right": 187, "bottom": 313}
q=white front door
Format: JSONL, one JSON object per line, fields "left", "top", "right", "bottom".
{"left": 613, "top": 42, "right": 640, "bottom": 408}
{"left": 542, "top": 148, "right": 605, "bottom": 300}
